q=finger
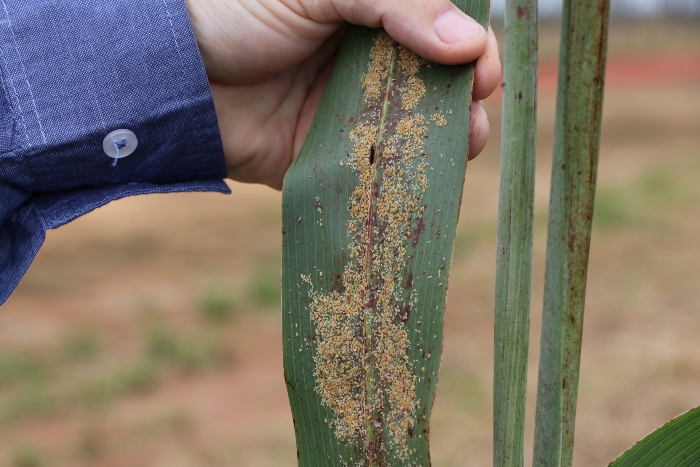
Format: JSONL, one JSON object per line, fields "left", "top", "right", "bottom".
{"left": 298, "top": 25, "right": 346, "bottom": 90}
{"left": 189, "top": 0, "right": 337, "bottom": 83}
{"left": 473, "top": 26, "right": 502, "bottom": 101}
{"left": 468, "top": 101, "right": 489, "bottom": 159}
{"left": 301, "top": 0, "right": 488, "bottom": 65}
{"left": 292, "top": 27, "right": 345, "bottom": 162}
{"left": 294, "top": 52, "right": 337, "bottom": 158}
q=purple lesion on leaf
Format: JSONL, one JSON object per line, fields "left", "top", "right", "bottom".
{"left": 404, "top": 272, "right": 414, "bottom": 289}
{"left": 331, "top": 273, "right": 345, "bottom": 293}
{"left": 412, "top": 218, "right": 425, "bottom": 247}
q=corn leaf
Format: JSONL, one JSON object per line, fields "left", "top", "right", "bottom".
{"left": 532, "top": 0, "right": 611, "bottom": 465}
{"left": 281, "top": 2, "right": 489, "bottom": 465}
{"left": 609, "top": 406, "right": 700, "bottom": 467}
{"left": 493, "top": 0, "right": 538, "bottom": 464}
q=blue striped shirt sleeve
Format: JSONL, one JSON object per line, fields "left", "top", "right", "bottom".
{"left": 0, "top": 0, "right": 229, "bottom": 304}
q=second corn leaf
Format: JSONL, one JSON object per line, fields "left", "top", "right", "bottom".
{"left": 533, "top": 0, "right": 611, "bottom": 465}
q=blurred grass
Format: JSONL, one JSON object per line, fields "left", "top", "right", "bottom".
{"left": 247, "top": 267, "right": 281, "bottom": 309}
{"left": 0, "top": 387, "right": 57, "bottom": 424}
{"left": 61, "top": 329, "right": 101, "bottom": 362}
{"left": 0, "top": 354, "right": 48, "bottom": 388}
{"left": 11, "top": 444, "right": 44, "bottom": 467}
{"left": 146, "top": 322, "right": 232, "bottom": 373}
{"left": 0, "top": 317, "right": 236, "bottom": 424}
{"left": 197, "top": 288, "right": 239, "bottom": 323}
{"left": 80, "top": 361, "right": 159, "bottom": 408}
{"left": 593, "top": 166, "right": 699, "bottom": 231}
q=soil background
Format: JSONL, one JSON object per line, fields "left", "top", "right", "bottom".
{"left": 2, "top": 19, "right": 700, "bottom": 467}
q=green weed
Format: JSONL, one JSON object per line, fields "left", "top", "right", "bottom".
{"left": 0, "top": 353, "right": 48, "bottom": 387}
{"left": 62, "top": 329, "right": 101, "bottom": 361}
{"left": 11, "top": 444, "right": 44, "bottom": 467}
{"left": 146, "top": 324, "right": 230, "bottom": 372}
{"left": 453, "top": 229, "right": 478, "bottom": 259}
{"left": 133, "top": 408, "right": 195, "bottom": 437}
{"left": 248, "top": 269, "right": 281, "bottom": 309}
{"left": 593, "top": 168, "right": 691, "bottom": 232}
{"left": 437, "top": 365, "right": 484, "bottom": 411}
{"left": 80, "top": 361, "right": 158, "bottom": 407}
{"left": 635, "top": 170, "right": 683, "bottom": 202}
{"left": 0, "top": 387, "right": 56, "bottom": 423}
{"left": 593, "top": 188, "right": 637, "bottom": 229}
{"left": 197, "top": 288, "right": 238, "bottom": 323}
{"left": 76, "top": 427, "right": 106, "bottom": 461}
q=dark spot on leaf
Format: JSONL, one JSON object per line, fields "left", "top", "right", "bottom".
{"left": 517, "top": 5, "right": 526, "bottom": 17}
{"left": 405, "top": 272, "right": 414, "bottom": 289}
{"left": 368, "top": 441, "right": 378, "bottom": 464}
{"left": 295, "top": 216, "right": 302, "bottom": 223}
{"left": 369, "top": 145, "right": 376, "bottom": 165}
{"left": 412, "top": 218, "right": 425, "bottom": 247}
{"left": 331, "top": 273, "right": 345, "bottom": 293}
{"left": 518, "top": 91, "right": 522, "bottom": 100}
{"left": 408, "top": 425, "right": 414, "bottom": 438}
{"left": 371, "top": 180, "right": 379, "bottom": 203}
{"left": 284, "top": 374, "right": 295, "bottom": 390}
{"left": 366, "top": 291, "right": 377, "bottom": 309}
{"left": 446, "top": 83, "right": 451, "bottom": 88}
{"left": 436, "top": 230, "right": 441, "bottom": 238}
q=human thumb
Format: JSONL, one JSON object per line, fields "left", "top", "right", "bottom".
{"left": 315, "top": 0, "right": 487, "bottom": 65}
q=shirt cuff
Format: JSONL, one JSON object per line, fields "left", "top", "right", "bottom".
{"left": 0, "top": 0, "right": 230, "bottom": 305}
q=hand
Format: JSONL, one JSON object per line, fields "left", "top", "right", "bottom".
{"left": 185, "top": 0, "right": 502, "bottom": 189}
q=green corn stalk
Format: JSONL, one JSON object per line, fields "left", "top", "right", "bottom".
{"left": 493, "top": 0, "right": 538, "bottom": 465}
{"left": 532, "top": 0, "right": 611, "bottom": 465}
{"left": 281, "top": 1, "right": 489, "bottom": 464}
{"left": 493, "top": 0, "right": 537, "bottom": 467}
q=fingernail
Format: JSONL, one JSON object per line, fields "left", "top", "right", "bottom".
{"left": 434, "top": 9, "right": 481, "bottom": 44}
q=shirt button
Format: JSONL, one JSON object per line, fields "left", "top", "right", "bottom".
{"left": 103, "top": 129, "right": 138, "bottom": 160}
